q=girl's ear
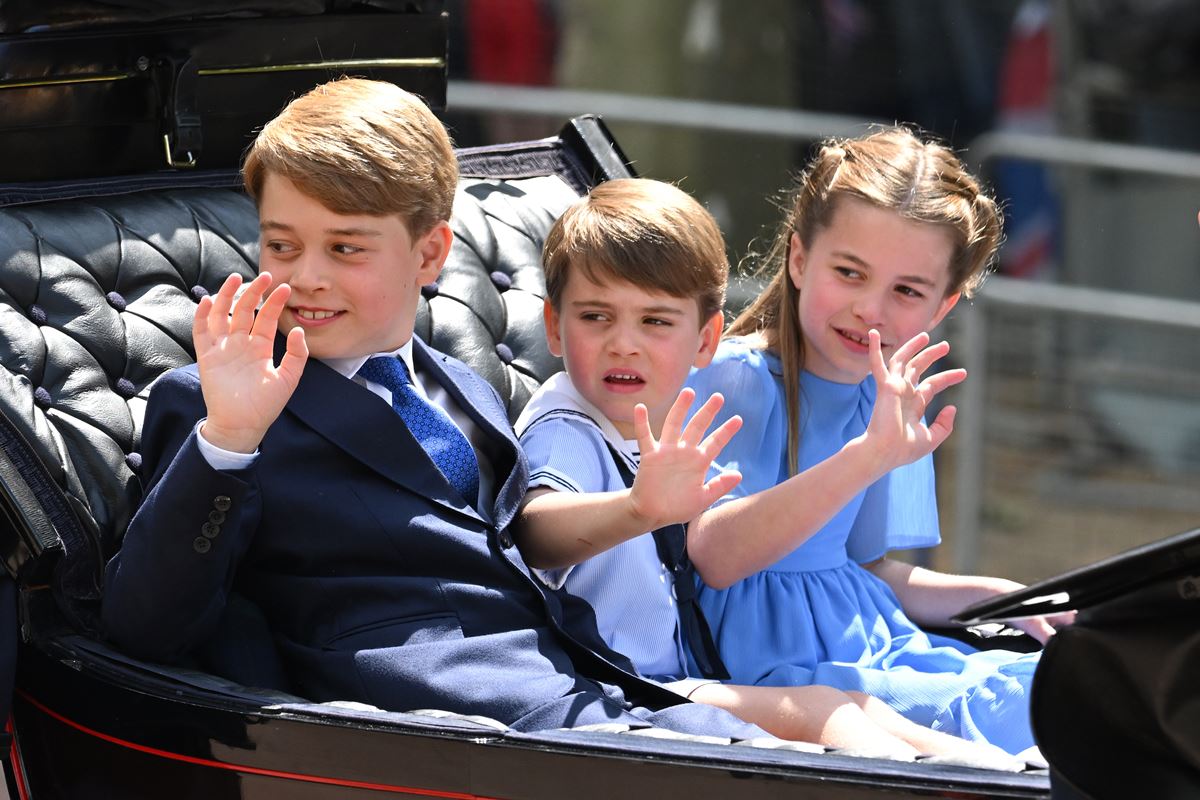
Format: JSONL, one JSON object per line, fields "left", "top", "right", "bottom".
{"left": 543, "top": 299, "right": 564, "bottom": 358}
{"left": 693, "top": 311, "right": 724, "bottom": 369}
{"left": 786, "top": 231, "right": 806, "bottom": 291}
{"left": 930, "top": 291, "right": 961, "bottom": 330}
{"left": 415, "top": 220, "right": 453, "bottom": 285}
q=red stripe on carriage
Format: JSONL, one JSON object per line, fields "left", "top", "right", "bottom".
{"left": 16, "top": 690, "right": 496, "bottom": 798}
{"left": 7, "top": 714, "right": 31, "bottom": 800}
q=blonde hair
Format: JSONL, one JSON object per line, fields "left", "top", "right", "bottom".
{"left": 543, "top": 178, "right": 728, "bottom": 322}
{"left": 243, "top": 78, "right": 457, "bottom": 236}
{"left": 728, "top": 126, "right": 1003, "bottom": 475}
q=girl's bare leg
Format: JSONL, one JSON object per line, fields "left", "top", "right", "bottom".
{"left": 689, "top": 683, "right": 920, "bottom": 757}
{"left": 844, "top": 691, "right": 1015, "bottom": 760}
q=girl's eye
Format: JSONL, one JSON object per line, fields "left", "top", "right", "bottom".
{"left": 895, "top": 285, "right": 925, "bottom": 299}
{"left": 580, "top": 312, "right": 608, "bottom": 322}
{"left": 834, "top": 266, "right": 863, "bottom": 279}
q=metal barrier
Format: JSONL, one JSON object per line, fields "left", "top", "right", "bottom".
{"left": 968, "top": 130, "right": 1200, "bottom": 180}
{"left": 448, "top": 81, "right": 877, "bottom": 140}
{"left": 949, "top": 277, "right": 1200, "bottom": 573}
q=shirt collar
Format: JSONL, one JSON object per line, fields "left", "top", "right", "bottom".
{"left": 515, "top": 371, "right": 639, "bottom": 464}
{"left": 323, "top": 339, "right": 417, "bottom": 382}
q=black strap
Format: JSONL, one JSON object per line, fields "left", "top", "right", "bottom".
{"left": 609, "top": 447, "right": 730, "bottom": 680}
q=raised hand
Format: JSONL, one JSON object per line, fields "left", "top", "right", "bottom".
{"left": 627, "top": 388, "right": 743, "bottom": 530}
{"left": 193, "top": 272, "right": 309, "bottom": 453}
{"left": 864, "top": 329, "right": 966, "bottom": 471}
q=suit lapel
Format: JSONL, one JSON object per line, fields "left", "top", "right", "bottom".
{"left": 412, "top": 338, "right": 527, "bottom": 531}
{"left": 280, "top": 339, "right": 483, "bottom": 523}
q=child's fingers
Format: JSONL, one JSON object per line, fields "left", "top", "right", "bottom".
{"left": 702, "top": 470, "right": 742, "bottom": 504}
{"left": 252, "top": 283, "right": 292, "bottom": 342}
{"left": 207, "top": 274, "right": 244, "bottom": 337}
{"left": 230, "top": 272, "right": 273, "bottom": 333}
{"left": 699, "top": 415, "right": 742, "bottom": 460}
{"left": 926, "top": 405, "right": 957, "bottom": 451}
{"left": 660, "top": 387, "right": 695, "bottom": 443}
{"left": 918, "top": 367, "right": 967, "bottom": 403}
{"left": 633, "top": 403, "right": 655, "bottom": 450}
{"left": 192, "top": 294, "right": 214, "bottom": 348}
{"left": 276, "top": 326, "right": 309, "bottom": 387}
{"left": 1011, "top": 615, "right": 1055, "bottom": 645}
{"left": 888, "top": 330, "right": 931, "bottom": 371}
{"left": 868, "top": 330, "right": 889, "bottom": 383}
{"left": 905, "top": 340, "right": 952, "bottom": 382}
{"left": 681, "top": 391, "right": 724, "bottom": 447}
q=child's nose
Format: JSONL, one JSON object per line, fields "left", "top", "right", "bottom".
{"left": 287, "top": 253, "right": 328, "bottom": 291}
{"left": 606, "top": 325, "right": 639, "bottom": 356}
{"left": 851, "top": 293, "right": 885, "bottom": 325}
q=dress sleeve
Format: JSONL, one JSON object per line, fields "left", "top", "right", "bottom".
{"left": 685, "top": 342, "right": 787, "bottom": 506}
{"left": 846, "top": 452, "right": 942, "bottom": 563}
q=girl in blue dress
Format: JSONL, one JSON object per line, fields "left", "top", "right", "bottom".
{"left": 685, "top": 127, "right": 1072, "bottom": 756}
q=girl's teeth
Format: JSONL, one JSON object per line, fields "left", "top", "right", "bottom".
{"left": 298, "top": 309, "right": 335, "bottom": 320}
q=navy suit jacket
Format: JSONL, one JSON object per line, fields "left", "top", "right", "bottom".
{"left": 101, "top": 336, "right": 692, "bottom": 729}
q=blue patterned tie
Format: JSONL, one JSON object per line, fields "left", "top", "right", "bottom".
{"left": 358, "top": 356, "right": 480, "bottom": 502}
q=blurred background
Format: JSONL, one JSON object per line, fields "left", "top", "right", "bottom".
{"left": 439, "top": 0, "right": 1200, "bottom": 585}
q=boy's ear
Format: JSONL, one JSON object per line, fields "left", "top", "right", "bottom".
{"left": 693, "top": 311, "right": 724, "bottom": 369}
{"left": 543, "top": 299, "right": 564, "bottom": 358}
{"left": 786, "top": 231, "right": 806, "bottom": 290}
{"left": 930, "top": 291, "right": 961, "bottom": 330}
{"left": 415, "top": 220, "right": 454, "bottom": 285}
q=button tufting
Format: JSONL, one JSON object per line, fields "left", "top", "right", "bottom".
{"left": 420, "top": 282, "right": 440, "bottom": 299}
{"left": 28, "top": 305, "right": 46, "bottom": 325}
{"left": 495, "top": 343, "right": 514, "bottom": 364}
{"left": 125, "top": 453, "right": 142, "bottom": 472}
{"left": 213, "top": 495, "right": 232, "bottom": 512}
{"left": 33, "top": 387, "right": 51, "bottom": 408}
{"left": 114, "top": 378, "right": 136, "bottom": 398}
{"left": 190, "top": 285, "right": 209, "bottom": 302}
{"left": 105, "top": 291, "right": 127, "bottom": 312}
{"left": 489, "top": 271, "right": 512, "bottom": 292}
{"left": 193, "top": 536, "right": 211, "bottom": 554}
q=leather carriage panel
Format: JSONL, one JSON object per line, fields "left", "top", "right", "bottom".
{"left": 0, "top": 11, "right": 447, "bottom": 181}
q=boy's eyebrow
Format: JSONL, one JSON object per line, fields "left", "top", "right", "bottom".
{"left": 832, "top": 250, "right": 940, "bottom": 287}
{"left": 569, "top": 299, "right": 687, "bottom": 315}
{"left": 259, "top": 220, "right": 384, "bottom": 237}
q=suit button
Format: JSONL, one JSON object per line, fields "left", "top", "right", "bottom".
{"left": 208, "top": 510, "right": 226, "bottom": 525}
{"left": 193, "top": 536, "right": 211, "bottom": 554}
{"left": 201, "top": 522, "right": 221, "bottom": 539}
{"left": 498, "top": 530, "right": 514, "bottom": 549}
{"left": 213, "top": 495, "right": 232, "bottom": 512}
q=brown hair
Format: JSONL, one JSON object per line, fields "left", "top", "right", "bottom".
{"left": 242, "top": 78, "right": 457, "bottom": 236}
{"left": 543, "top": 178, "right": 728, "bottom": 322}
{"left": 728, "top": 126, "right": 1003, "bottom": 475}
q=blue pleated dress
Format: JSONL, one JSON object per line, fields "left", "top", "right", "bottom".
{"left": 685, "top": 338, "right": 1039, "bottom": 754}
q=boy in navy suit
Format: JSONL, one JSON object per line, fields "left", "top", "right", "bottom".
{"left": 101, "top": 78, "right": 764, "bottom": 737}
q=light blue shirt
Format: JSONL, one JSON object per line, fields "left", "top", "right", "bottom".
{"left": 515, "top": 372, "right": 691, "bottom": 681}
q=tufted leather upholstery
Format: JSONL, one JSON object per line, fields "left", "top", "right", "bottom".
{"left": 0, "top": 118, "right": 632, "bottom": 634}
